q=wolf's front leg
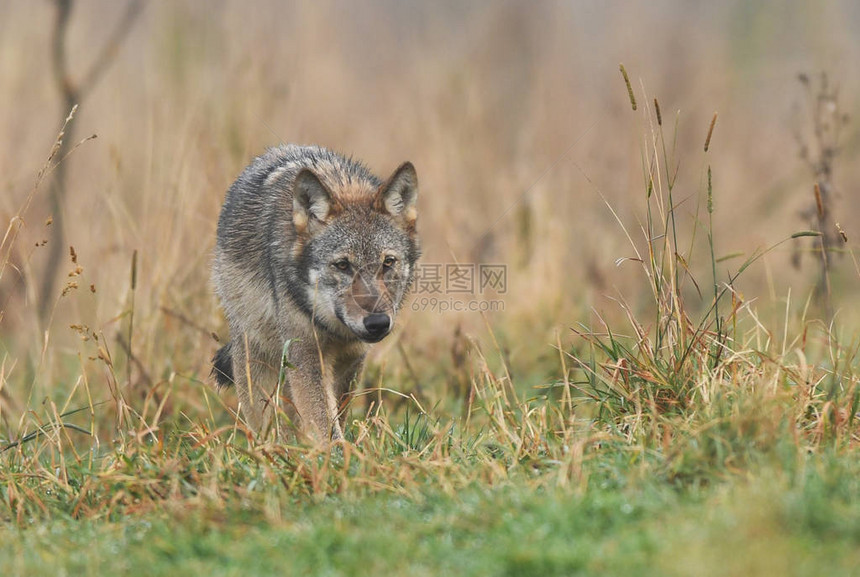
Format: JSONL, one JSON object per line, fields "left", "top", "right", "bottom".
{"left": 332, "top": 352, "right": 366, "bottom": 432}
{"left": 230, "top": 339, "right": 280, "bottom": 434}
{"left": 287, "top": 339, "right": 344, "bottom": 442}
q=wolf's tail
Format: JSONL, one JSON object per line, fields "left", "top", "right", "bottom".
{"left": 211, "top": 343, "right": 234, "bottom": 388}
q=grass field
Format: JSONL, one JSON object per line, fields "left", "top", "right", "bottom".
{"left": 2, "top": 2, "right": 860, "bottom": 575}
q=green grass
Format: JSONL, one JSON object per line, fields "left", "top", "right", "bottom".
{"left": 2, "top": 449, "right": 859, "bottom": 576}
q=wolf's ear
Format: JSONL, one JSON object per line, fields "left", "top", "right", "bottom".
{"left": 376, "top": 162, "right": 418, "bottom": 226}
{"left": 293, "top": 169, "right": 337, "bottom": 234}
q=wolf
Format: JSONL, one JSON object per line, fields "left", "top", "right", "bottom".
{"left": 211, "top": 144, "right": 420, "bottom": 442}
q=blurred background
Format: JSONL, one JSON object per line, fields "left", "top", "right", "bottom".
{"left": 1, "top": 1, "right": 858, "bottom": 419}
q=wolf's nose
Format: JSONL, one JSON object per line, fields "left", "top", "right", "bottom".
{"left": 363, "top": 314, "right": 391, "bottom": 337}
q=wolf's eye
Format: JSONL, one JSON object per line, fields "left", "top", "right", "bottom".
{"left": 382, "top": 256, "right": 397, "bottom": 269}
{"left": 333, "top": 259, "right": 351, "bottom": 272}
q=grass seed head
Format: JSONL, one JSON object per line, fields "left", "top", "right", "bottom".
{"left": 707, "top": 166, "right": 713, "bottom": 214}
{"left": 704, "top": 112, "right": 718, "bottom": 152}
{"left": 836, "top": 222, "right": 848, "bottom": 243}
{"left": 131, "top": 249, "right": 138, "bottom": 290}
{"left": 619, "top": 64, "right": 637, "bottom": 111}
{"left": 814, "top": 183, "right": 824, "bottom": 218}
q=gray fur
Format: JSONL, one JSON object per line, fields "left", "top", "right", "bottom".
{"left": 212, "top": 145, "right": 420, "bottom": 442}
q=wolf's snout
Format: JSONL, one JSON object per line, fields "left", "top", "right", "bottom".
{"left": 363, "top": 313, "right": 391, "bottom": 339}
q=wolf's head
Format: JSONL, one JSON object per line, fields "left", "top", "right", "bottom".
{"left": 292, "top": 162, "right": 420, "bottom": 343}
